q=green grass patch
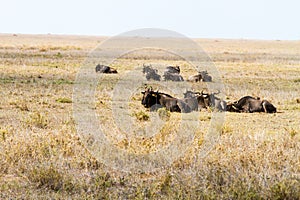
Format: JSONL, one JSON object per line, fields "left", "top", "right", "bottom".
{"left": 56, "top": 97, "right": 72, "bottom": 104}
{"left": 133, "top": 110, "right": 149, "bottom": 121}
{"left": 52, "top": 79, "right": 74, "bottom": 85}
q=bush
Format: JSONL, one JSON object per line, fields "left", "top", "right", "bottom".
{"left": 133, "top": 111, "right": 149, "bottom": 121}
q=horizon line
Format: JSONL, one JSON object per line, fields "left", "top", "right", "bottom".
{"left": 0, "top": 32, "right": 299, "bottom": 42}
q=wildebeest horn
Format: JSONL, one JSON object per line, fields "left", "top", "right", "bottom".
{"left": 200, "top": 90, "right": 207, "bottom": 95}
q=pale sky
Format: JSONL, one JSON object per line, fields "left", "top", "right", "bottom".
{"left": 1, "top": 0, "right": 299, "bottom": 40}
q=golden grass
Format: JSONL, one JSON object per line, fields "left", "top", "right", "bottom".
{"left": 0, "top": 34, "right": 299, "bottom": 199}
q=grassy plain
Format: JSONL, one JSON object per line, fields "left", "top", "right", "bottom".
{"left": 0, "top": 34, "right": 299, "bottom": 199}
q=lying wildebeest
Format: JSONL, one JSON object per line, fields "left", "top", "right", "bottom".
{"left": 200, "top": 71, "right": 212, "bottom": 82}
{"left": 188, "top": 74, "right": 203, "bottom": 82}
{"left": 188, "top": 71, "right": 212, "bottom": 82}
{"left": 142, "top": 64, "right": 161, "bottom": 81}
{"left": 163, "top": 66, "right": 184, "bottom": 81}
{"left": 225, "top": 102, "right": 241, "bottom": 112}
{"left": 231, "top": 96, "right": 277, "bottom": 113}
{"left": 165, "top": 66, "right": 180, "bottom": 74}
{"left": 183, "top": 90, "right": 208, "bottom": 110}
{"left": 95, "top": 64, "right": 118, "bottom": 73}
{"left": 163, "top": 71, "right": 184, "bottom": 81}
{"left": 183, "top": 90, "right": 226, "bottom": 111}
{"left": 141, "top": 88, "right": 192, "bottom": 113}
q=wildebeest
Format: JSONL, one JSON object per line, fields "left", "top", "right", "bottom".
{"left": 165, "top": 66, "right": 180, "bottom": 74}
{"left": 141, "top": 88, "right": 192, "bottom": 113}
{"left": 231, "top": 96, "right": 277, "bottom": 113}
{"left": 199, "top": 71, "right": 212, "bottom": 82}
{"left": 95, "top": 64, "right": 118, "bottom": 73}
{"left": 188, "top": 74, "right": 203, "bottom": 82}
{"left": 163, "top": 72, "right": 184, "bottom": 81}
{"left": 225, "top": 102, "right": 241, "bottom": 112}
{"left": 183, "top": 90, "right": 226, "bottom": 111}
{"left": 188, "top": 71, "right": 212, "bottom": 82}
{"left": 142, "top": 64, "right": 161, "bottom": 81}
{"left": 183, "top": 90, "right": 208, "bottom": 110}
{"left": 163, "top": 66, "right": 184, "bottom": 81}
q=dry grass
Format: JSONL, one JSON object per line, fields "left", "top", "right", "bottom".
{"left": 0, "top": 34, "right": 299, "bottom": 199}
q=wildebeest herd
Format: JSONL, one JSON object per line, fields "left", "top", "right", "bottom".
{"left": 95, "top": 63, "right": 212, "bottom": 82}
{"left": 141, "top": 87, "right": 277, "bottom": 114}
{"left": 142, "top": 64, "right": 212, "bottom": 82}
{"left": 95, "top": 64, "right": 277, "bottom": 113}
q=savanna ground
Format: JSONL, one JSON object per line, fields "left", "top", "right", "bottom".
{"left": 0, "top": 34, "right": 299, "bottom": 199}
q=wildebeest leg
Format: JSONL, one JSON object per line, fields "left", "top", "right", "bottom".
{"left": 177, "top": 101, "right": 192, "bottom": 113}
{"left": 150, "top": 104, "right": 163, "bottom": 111}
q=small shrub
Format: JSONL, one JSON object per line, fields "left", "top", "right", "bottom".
{"left": 199, "top": 114, "right": 211, "bottom": 121}
{"left": 56, "top": 97, "right": 72, "bottom": 104}
{"left": 29, "top": 166, "right": 64, "bottom": 191}
{"left": 56, "top": 52, "right": 62, "bottom": 58}
{"left": 270, "top": 179, "right": 300, "bottom": 200}
{"left": 0, "top": 129, "right": 8, "bottom": 141}
{"left": 160, "top": 173, "right": 172, "bottom": 195}
{"left": 293, "top": 78, "right": 300, "bottom": 83}
{"left": 222, "top": 124, "right": 233, "bottom": 135}
{"left": 288, "top": 128, "right": 298, "bottom": 138}
{"left": 27, "top": 112, "right": 48, "bottom": 129}
{"left": 133, "top": 111, "right": 149, "bottom": 121}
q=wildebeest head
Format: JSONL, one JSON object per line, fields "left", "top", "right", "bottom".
{"left": 199, "top": 71, "right": 212, "bottom": 82}
{"left": 95, "top": 64, "right": 118, "bottom": 73}
{"left": 141, "top": 87, "right": 156, "bottom": 108}
{"left": 143, "top": 64, "right": 157, "bottom": 74}
{"left": 226, "top": 102, "right": 240, "bottom": 112}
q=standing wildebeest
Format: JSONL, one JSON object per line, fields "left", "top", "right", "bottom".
{"left": 163, "top": 66, "right": 184, "bottom": 81}
{"left": 141, "top": 88, "right": 192, "bottom": 113}
{"left": 188, "top": 70, "right": 212, "bottom": 82}
{"left": 95, "top": 64, "right": 118, "bottom": 73}
{"left": 142, "top": 64, "right": 161, "bottom": 81}
{"left": 231, "top": 96, "right": 277, "bottom": 113}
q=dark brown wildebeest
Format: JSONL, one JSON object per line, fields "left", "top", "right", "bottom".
{"left": 141, "top": 88, "right": 192, "bottom": 113}
{"left": 165, "top": 66, "right": 180, "bottom": 74}
{"left": 183, "top": 90, "right": 208, "bottom": 110}
{"left": 225, "top": 102, "right": 241, "bottom": 112}
{"left": 188, "top": 71, "right": 212, "bottom": 82}
{"left": 163, "top": 72, "right": 184, "bottom": 81}
{"left": 95, "top": 64, "right": 118, "bottom": 73}
{"left": 184, "top": 90, "right": 226, "bottom": 111}
{"left": 200, "top": 71, "right": 212, "bottom": 82}
{"left": 188, "top": 74, "right": 203, "bottom": 82}
{"left": 163, "top": 66, "right": 184, "bottom": 81}
{"left": 231, "top": 96, "right": 277, "bottom": 113}
{"left": 142, "top": 64, "right": 161, "bottom": 81}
